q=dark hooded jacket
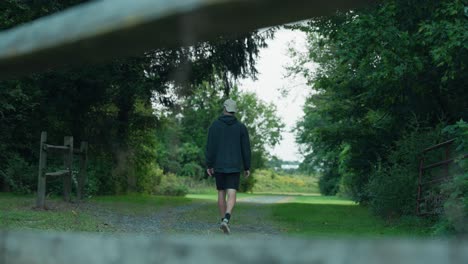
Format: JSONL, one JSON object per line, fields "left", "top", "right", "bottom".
{"left": 205, "top": 115, "right": 251, "bottom": 173}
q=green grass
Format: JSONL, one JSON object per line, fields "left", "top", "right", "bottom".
{"left": 187, "top": 192, "right": 432, "bottom": 237}
{"left": 291, "top": 195, "right": 356, "bottom": 205}
{"left": 271, "top": 195, "right": 432, "bottom": 237}
{"left": 0, "top": 193, "right": 110, "bottom": 232}
{"left": 0, "top": 193, "right": 191, "bottom": 231}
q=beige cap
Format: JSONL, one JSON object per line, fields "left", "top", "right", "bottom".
{"left": 223, "top": 99, "right": 237, "bottom": 113}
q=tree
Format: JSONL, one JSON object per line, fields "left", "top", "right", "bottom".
{"left": 291, "top": 0, "right": 467, "bottom": 203}
{"left": 0, "top": 1, "right": 274, "bottom": 194}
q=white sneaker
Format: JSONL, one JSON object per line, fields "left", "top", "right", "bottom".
{"left": 220, "top": 219, "right": 230, "bottom": 234}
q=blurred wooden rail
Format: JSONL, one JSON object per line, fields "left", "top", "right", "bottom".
{"left": 0, "top": 230, "right": 467, "bottom": 264}
{"left": 0, "top": 0, "right": 375, "bottom": 78}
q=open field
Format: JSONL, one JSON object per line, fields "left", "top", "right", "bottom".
{"left": 251, "top": 170, "right": 319, "bottom": 194}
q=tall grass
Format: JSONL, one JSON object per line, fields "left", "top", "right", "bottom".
{"left": 252, "top": 169, "right": 319, "bottom": 194}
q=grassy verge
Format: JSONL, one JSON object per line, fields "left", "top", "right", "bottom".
{"left": 0, "top": 193, "right": 109, "bottom": 232}
{"left": 271, "top": 195, "right": 433, "bottom": 237}
{"left": 291, "top": 195, "right": 356, "bottom": 205}
{"left": 187, "top": 192, "right": 432, "bottom": 237}
{"left": 0, "top": 193, "right": 191, "bottom": 232}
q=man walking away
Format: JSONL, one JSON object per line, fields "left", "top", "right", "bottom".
{"left": 205, "top": 99, "right": 251, "bottom": 234}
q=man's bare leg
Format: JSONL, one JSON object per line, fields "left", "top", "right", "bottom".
{"left": 217, "top": 190, "right": 227, "bottom": 219}
{"left": 225, "top": 188, "right": 237, "bottom": 216}
{"left": 219, "top": 189, "right": 236, "bottom": 234}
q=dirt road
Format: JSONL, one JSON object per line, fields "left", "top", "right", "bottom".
{"left": 79, "top": 195, "right": 287, "bottom": 237}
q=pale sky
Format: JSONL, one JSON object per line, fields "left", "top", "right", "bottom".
{"left": 238, "top": 29, "right": 312, "bottom": 162}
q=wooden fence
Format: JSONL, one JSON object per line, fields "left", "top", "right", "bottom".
{"left": 0, "top": 0, "right": 376, "bottom": 78}
{"left": 36, "top": 131, "right": 88, "bottom": 209}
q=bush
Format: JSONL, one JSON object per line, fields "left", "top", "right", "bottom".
{"left": 154, "top": 173, "right": 188, "bottom": 196}
{"left": 367, "top": 123, "right": 443, "bottom": 218}
{"left": 161, "top": 159, "right": 182, "bottom": 174}
{"left": 0, "top": 154, "right": 35, "bottom": 194}
{"left": 337, "top": 143, "right": 373, "bottom": 202}
{"left": 239, "top": 171, "right": 256, "bottom": 193}
{"left": 86, "top": 154, "right": 114, "bottom": 195}
{"left": 180, "top": 162, "right": 204, "bottom": 178}
{"left": 319, "top": 168, "right": 340, "bottom": 195}
{"left": 437, "top": 172, "right": 468, "bottom": 235}
{"left": 438, "top": 120, "right": 468, "bottom": 235}
{"left": 136, "top": 164, "right": 163, "bottom": 194}
{"left": 84, "top": 174, "right": 100, "bottom": 197}
{"left": 178, "top": 143, "right": 203, "bottom": 165}
{"left": 367, "top": 162, "right": 421, "bottom": 218}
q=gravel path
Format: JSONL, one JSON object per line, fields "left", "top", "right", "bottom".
{"left": 78, "top": 202, "right": 209, "bottom": 234}
{"left": 76, "top": 195, "right": 288, "bottom": 237}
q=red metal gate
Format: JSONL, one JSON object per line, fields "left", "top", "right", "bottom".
{"left": 416, "top": 139, "right": 468, "bottom": 216}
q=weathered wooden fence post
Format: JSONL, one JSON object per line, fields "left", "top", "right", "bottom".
{"left": 36, "top": 132, "right": 48, "bottom": 208}
{"left": 77, "top": 141, "right": 88, "bottom": 200}
{"left": 36, "top": 133, "right": 88, "bottom": 206}
{"left": 63, "top": 136, "right": 73, "bottom": 202}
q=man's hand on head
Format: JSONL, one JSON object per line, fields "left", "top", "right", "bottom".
{"left": 244, "top": 170, "right": 250, "bottom": 178}
{"left": 207, "top": 168, "right": 214, "bottom": 177}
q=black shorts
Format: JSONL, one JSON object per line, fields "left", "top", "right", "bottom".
{"left": 215, "top": 172, "right": 240, "bottom": 190}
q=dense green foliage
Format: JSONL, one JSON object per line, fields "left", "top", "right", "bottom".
{"left": 291, "top": 0, "right": 467, "bottom": 233}
{"left": 366, "top": 122, "right": 445, "bottom": 217}
{"left": 437, "top": 120, "right": 468, "bottom": 234}
{"left": 0, "top": 1, "right": 280, "bottom": 195}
